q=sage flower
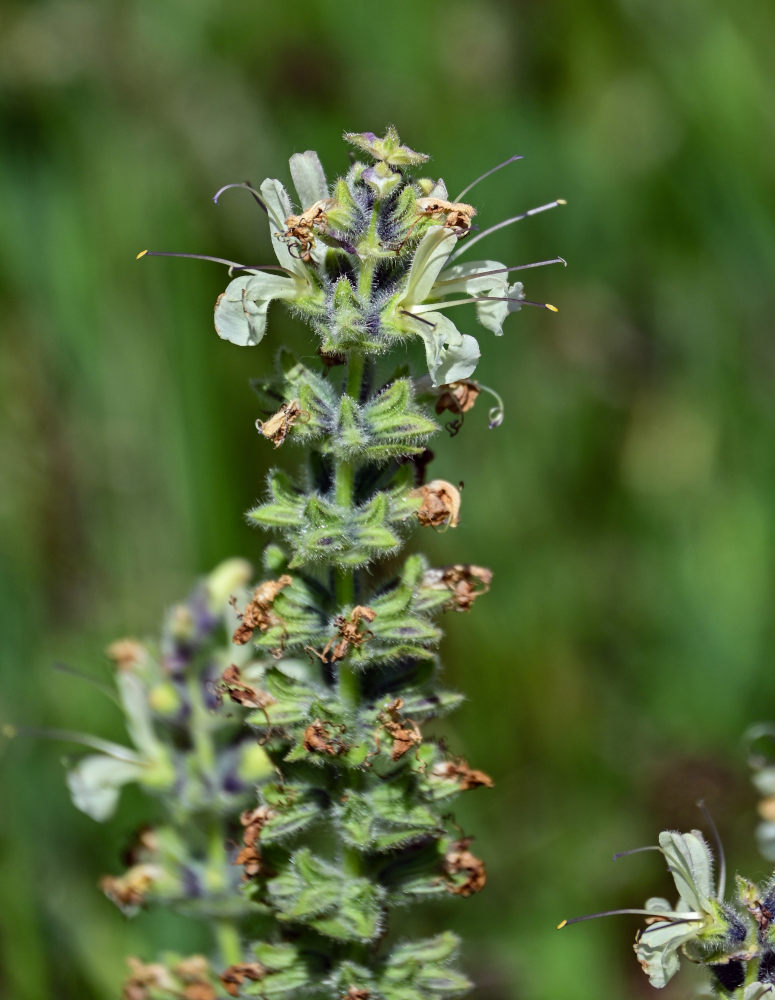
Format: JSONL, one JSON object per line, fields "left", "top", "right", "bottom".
{"left": 559, "top": 828, "right": 736, "bottom": 989}
{"left": 139, "top": 130, "right": 564, "bottom": 386}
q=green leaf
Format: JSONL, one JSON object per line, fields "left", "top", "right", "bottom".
{"left": 259, "top": 785, "right": 325, "bottom": 844}
{"left": 267, "top": 849, "right": 385, "bottom": 941}
{"left": 336, "top": 395, "right": 369, "bottom": 453}
{"left": 246, "top": 669, "right": 322, "bottom": 728}
{"left": 362, "top": 379, "right": 439, "bottom": 446}
{"left": 338, "top": 786, "right": 439, "bottom": 853}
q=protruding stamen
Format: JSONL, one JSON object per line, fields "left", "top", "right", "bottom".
{"left": 3, "top": 726, "right": 145, "bottom": 763}
{"left": 136, "top": 250, "right": 288, "bottom": 273}
{"left": 400, "top": 309, "right": 437, "bottom": 328}
{"left": 612, "top": 845, "right": 660, "bottom": 861}
{"left": 557, "top": 908, "right": 679, "bottom": 929}
{"left": 51, "top": 662, "right": 121, "bottom": 706}
{"left": 413, "top": 295, "right": 557, "bottom": 314}
{"left": 433, "top": 257, "right": 567, "bottom": 290}
{"left": 697, "top": 799, "right": 726, "bottom": 899}
{"left": 477, "top": 382, "right": 505, "bottom": 429}
{"left": 212, "top": 181, "right": 268, "bottom": 213}
{"left": 454, "top": 153, "right": 524, "bottom": 202}
{"left": 450, "top": 199, "right": 567, "bottom": 261}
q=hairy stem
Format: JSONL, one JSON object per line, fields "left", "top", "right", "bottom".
{"left": 335, "top": 349, "right": 365, "bottom": 710}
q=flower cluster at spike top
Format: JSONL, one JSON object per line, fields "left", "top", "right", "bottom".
{"left": 140, "top": 125, "right": 564, "bottom": 389}
{"left": 559, "top": 828, "right": 775, "bottom": 998}
{"left": 67, "top": 128, "right": 567, "bottom": 999}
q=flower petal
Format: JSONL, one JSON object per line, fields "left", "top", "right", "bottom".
{"left": 658, "top": 830, "right": 714, "bottom": 914}
{"left": 403, "top": 228, "right": 458, "bottom": 307}
{"left": 414, "top": 312, "right": 481, "bottom": 386}
{"left": 214, "top": 273, "right": 298, "bottom": 346}
{"left": 634, "top": 916, "right": 701, "bottom": 989}
{"left": 289, "top": 151, "right": 328, "bottom": 208}
{"left": 744, "top": 985, "right": 774, "bottom": 999}
{"left": 434, "top": 259, "right": 508, "bottom": 297}
{"left": 260, "top": 178, "right": 307, "bottom": 278}
{"left": 66, "top": 753, "right": 146, "bottom": 821}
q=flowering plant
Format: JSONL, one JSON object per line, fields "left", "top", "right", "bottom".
{"left": 67, "top": 128, "right": 564, "bottom": 997}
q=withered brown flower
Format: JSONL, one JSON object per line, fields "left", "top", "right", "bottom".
{"left": 445, "top": 838, "right": 487, "bottom": 896}
{"left": 232, "top": 574, "right": 293, "bottom": 645}
{"left": 422, "top": 564, "right": 492, "bottom": 611}
{"left": 256, "top": 400, "right": 307, "bottom": 448}
{"left": 220, "top": 962, "right": 266, "bottom": 997}
{"left": 411, "top": 480, "right": 461, "bottom": 529}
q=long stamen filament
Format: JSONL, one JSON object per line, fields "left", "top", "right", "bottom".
{"left": 454, "top": 153, "right": 524, "bottom": 201}
{"left": 6, "top": 726, "right": 145, "bottom": 763}
{"left": 450, "top": 199, "right": 567, "bottom": 261}
{"left": 558, "top": 908, "right": 698, "bottom": 929}
{"left": 212, "top": 181, "right": 268, "bottom": 212}
{"left": 477, "top": 381, "right": 506, "bottom": 429}
{"left": 412, "top": 296, "right": 558, "bottom": 313}
{"left": 51, "top": 662, "right": 121, "bottom": 707}
{"left": 136, "top": 250, "right": 289, "bottom": 274}
{"left": 434, "top": 257, "right": 567, "bottom": 288}
{"left": 612, "top": 845, "right": 661, "bottom": 861}
{"left": 697, "top": 800, "right": 726, "bottom": 899}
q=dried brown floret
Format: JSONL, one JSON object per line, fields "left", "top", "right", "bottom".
{"left": 342, "top": 989, "right": 371, "bottom": 1000}
{"left": 99, "top": 863, "right": 161, "bottom": 912}
{"left": 759, "top": 795, "right": 775, "bottom": 822}
{"left": 380, "top": 698, "right": 422, "bottom": 761}
{"left": 282, "top": 199, "right": 331, "bottom": 261}
{"left": 232, "top": 574, "right": 293, "bottom": 646}
{"left": 220, "top": 963, "right": 266, "bottom": 997}
{"left": 219, "top": 664, "right": 276, "bottom": 713}
{"left": 444, "top": 838, "right": 487, "bottom": 896}
{"left": 432, "top": 759, "right": 494, "bottom": 791}
{"left": 123, "top": 957, "right": 175, "bottom": 1000}
{"left": 434, "top": 380, "right": 481, "bottom": 417}
{"left": 411, "top": 480, "right": 461, "bottom": 529}
{"left": 240, "top": 804, "right": 275, "bottom": 847}
{"left": 173, "top": 957, "right": 217, "bottom": 1000}
{"left": 303, "top": 719, "right": 348, "bottom": 756}
{"left": 107, "top": 638, "right": 146, "bottom": 670}
{"left": 415, "top": 197, "right": 476, "bottom": 236}
{"left": 256, "top": 400, "right": 308, "bottom": 448}
{"left": 233, "top": 805, "right": 275, "bottom": 880}
{"left": 422, "top": 564, "right": 492, "bottom": 611}
{"left": 308, "top": 605, "right": 377, "bottom": 663}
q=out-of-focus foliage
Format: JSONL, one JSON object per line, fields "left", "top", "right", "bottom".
{"left": 1, "top": 1, "right": 774, "bottom": 998}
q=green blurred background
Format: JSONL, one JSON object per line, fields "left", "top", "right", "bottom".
{"left": 2, "top": 0, "right": 775, "bottom": 996}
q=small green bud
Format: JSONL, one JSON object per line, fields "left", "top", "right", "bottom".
{"left": 168, "top": 604, "right": 195, "bottom": 642}
{"left": 237, "top": 741, "right": 273, "bottom": 784}
{"left": 362, "top": 161, "right": 402, "bottom": 199}
{"left": 205, "top": 557, "right": 252, "bottom": 611}
{"left": 148, "top": 682, "right": 181, "bottom": 717}
{"left": 343, "top": 127, "right": 429, "bottom": 167}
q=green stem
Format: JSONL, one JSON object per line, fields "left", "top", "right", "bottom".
{"left": 214, "top": 916, "right": 243, "bottom": 967}
{"left": 335, "top": 348, "right": 365, "bottom": 710}
{"left": 186, "top": 670, "right": 216, "bottom": 779}
{"left": 187, "top": 672, "right": 243, "bottom": 965}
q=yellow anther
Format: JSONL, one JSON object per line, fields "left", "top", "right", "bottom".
{"left": 136, "top": 250, "right": 148, "bottom": 259}
{"left": 546, "top": 303, "right": 559, "bottom": 313}
{"left": 556, "top": 919, "right": 567, "bottom": 930}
